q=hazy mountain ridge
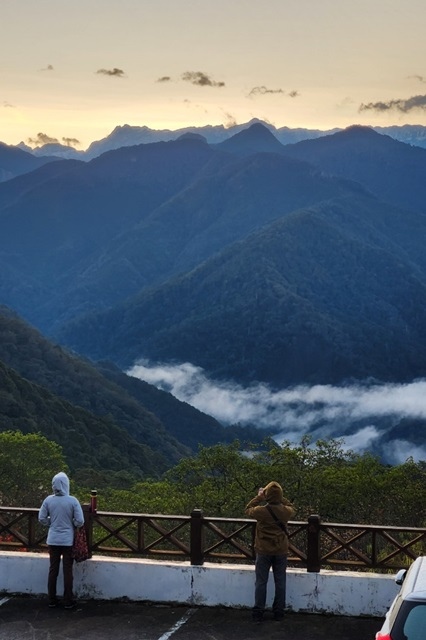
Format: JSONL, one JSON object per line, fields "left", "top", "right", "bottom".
{"left": 283, "top": 125, "right": 426, "bottom": 215}
{"left": 0, "top": 133, "right": 366, "bottom": 332}
{"left": 57, "top": 193, "right": 426, "bottom": 385}
{"left": 41, "top": 150, "right": 367, "bottom": 329}
{"left": 9, "top": 120, "right": 426, "bottom": 166}
{"left": 1, "top": 122, "right": 426, "bottom": 459}
{"left": 0, "top": 141, "right": 60, "bottom": 182}
{"left": 0, "top": 138, "right": 226, "bottom": 326}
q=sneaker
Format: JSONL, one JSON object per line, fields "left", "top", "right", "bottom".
{"left": 64, "top": 601, "right": 76, "bottom": 610}
{"left": 48, "top": 599, "right": 59, "bottom": 608}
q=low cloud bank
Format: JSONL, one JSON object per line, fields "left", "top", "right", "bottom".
{"left": 127, "top": 360, "right": 426, "bottom": 461}
{"left": 359, "top": 94, "right": 426, "bottom": 113}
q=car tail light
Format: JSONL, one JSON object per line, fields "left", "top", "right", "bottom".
{"left": 375, "top": 633, "right": 392, "bottom": 640}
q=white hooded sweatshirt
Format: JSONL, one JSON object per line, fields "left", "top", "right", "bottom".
{"left": 38, "top": 472, "right": 84, "bottom": 546}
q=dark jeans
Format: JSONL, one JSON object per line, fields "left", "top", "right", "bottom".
{"left": 253, "top": 553, "right": 287, "bottom": 618}
{"left": 48, "top": 545, "right": 74, "bottom": 605}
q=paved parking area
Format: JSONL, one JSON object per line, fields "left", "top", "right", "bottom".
{"left": 0, "top": 597, "right": 382, "bottom": 639}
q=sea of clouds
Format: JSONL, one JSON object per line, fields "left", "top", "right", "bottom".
{"left": 127, "top": 360, "right": 426, "bottom": 464}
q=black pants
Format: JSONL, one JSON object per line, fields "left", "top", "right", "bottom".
{"left": 48, "top": 545, "right": 74, "bottom": 605}
{"left": 253, "top": 553, "right": 287, "bottom": 618}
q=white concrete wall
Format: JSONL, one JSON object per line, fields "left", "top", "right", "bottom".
{"left": 0, "top": 551, "right": 399, "bottom": 617}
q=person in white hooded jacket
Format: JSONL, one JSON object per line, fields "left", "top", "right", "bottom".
{"left": 39, "top": 471, "right": 84, "bottom": 608}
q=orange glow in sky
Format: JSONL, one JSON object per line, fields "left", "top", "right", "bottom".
{"left": 2, "top": 0, "right": 426, "bottom": 149}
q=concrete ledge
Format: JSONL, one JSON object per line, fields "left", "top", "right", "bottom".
{"left": 0, "top": 551, "right": 398, "bottom": 616}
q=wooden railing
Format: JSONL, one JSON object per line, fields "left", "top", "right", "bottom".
{"left": 1, "top": 502, "right": 425, "bottom": 572}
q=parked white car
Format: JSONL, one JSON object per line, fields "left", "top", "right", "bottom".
{"left": 376, "top": 556, "right": 426, "bottom": 640}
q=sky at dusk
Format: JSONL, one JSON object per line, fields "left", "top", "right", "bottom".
{"left": 2, "top": 0, "right": 426, "bottom": 150}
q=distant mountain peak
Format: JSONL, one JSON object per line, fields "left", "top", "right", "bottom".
{"left": 341, "top": 124, "right": 379, "bottom": 137}
{"left": 176, "top": 132, "right": 207, "bottom": 143}
{"left": 217, "top": 121, "right": 284, "bottom": 155}
{"left": 329, "top": 123, "right": 414, "bottom": 150}
{"left": 232, "top": 121, "right": 279, "bottom": 140}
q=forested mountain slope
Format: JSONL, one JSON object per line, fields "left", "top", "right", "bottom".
{"left": 0, "top": 358, "right": 166, "bottom": 478}
{"left": 0, "top": 308, "right": 257, "bottom": 469}
{"left": 283, "top": 125, "right": 426, "bottom": 214}
{"left": 57, "top": 193, "right": 426, "bottom": 385}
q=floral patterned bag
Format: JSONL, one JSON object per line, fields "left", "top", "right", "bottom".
{"left": 72, "top": 526, "right": 90, "bottom": 562}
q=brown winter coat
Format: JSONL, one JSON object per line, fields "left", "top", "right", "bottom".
{"left": 245, "top": 481, "right": 295, "bottom": 555}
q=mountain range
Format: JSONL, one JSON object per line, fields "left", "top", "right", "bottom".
{"left": 11, "top": 120, "right": 426, "bottom": 164}
{"left": 1, "top": 120, "right": 426, "bottom": 460}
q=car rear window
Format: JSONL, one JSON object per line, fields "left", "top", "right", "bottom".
{"left": 392, "top": 602, "right": 426, "bottom": 640}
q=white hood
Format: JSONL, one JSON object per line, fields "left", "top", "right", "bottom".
{"left": 52, "top": 472, "right": 70, "bottom": 496}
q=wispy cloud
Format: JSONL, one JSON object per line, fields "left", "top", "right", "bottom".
{"left": 336, "top": 96, "right": 355, "bottom": 109}
{"left": 128, "top": 360, "right": 426, "bottom": 461}
{"left": 248, "top": 86, "right": 299, "bottom": 98}
{"left": 359, "top": 94, "right": 426, "bottom": 113}
{"left": 2, "top": 101, "right": 15, "bottom": 108}
{"left": 27, "top": 133, "right": 79, "bottom": 148}
{"left": 338, "top": 426, "right": 381, "bottom": 452}
{"left": 181, "top": 71, "right": 225, "bottom": 87}
{"left": 182, "top": 99, "right": 209, "bottom": 114}
{"left": 62, "top": 137, "right": 80, "bottom": 147}
{"left": 96, "top": 67, "right": 126, "bottom": 78}
{"left": 27, "top": 132, "right": 59, "bottom": 145}
{"left": 222, "top": 111, "right": 238, "bottom": 128}
{"left": 408, "top": 74, "right": 426, "bottom": 84}
{"left": 249, "top": 85, "right": 284, "bottom": 96}
{"left": 382, "top": 439, "right": 426, "bottom": 465}
{"left": 157, "top": 76, "right": 172, "bottom": 83}
{"left": 40, "top": 64, "right": 54, "bottom": 72}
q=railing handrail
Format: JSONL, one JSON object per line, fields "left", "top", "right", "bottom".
{"left": 2, "top": 507, "right": 424, "bottom": 533}
{"left": 317, "top": 521, "right": 426, "bottom": 532}
{"left": 96, "top": 510, "right": 190, "bottom": 520}
{"left": 1, "top": 505, "right": 425, "bottom": 572}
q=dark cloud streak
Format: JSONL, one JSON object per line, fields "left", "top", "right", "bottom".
{"left": 27, "top": 132, "right": 59, "bottom": 146}
{"left": 96, "top": 67, "right": 126, "bottom": 78}
{"left": 181, "top": 71, "right": 225, "bottom": 87}
{"left": 62, "top": 137, "right": 80, "bottom": 147}
{"left": 249, "top": 86, "right": 299, "bottom": 97}
{"left": 409, "top": 74, "right": 426, "bottom": 84}
{"left": 359, "top": 94, "right": 426, "bottom": 113}
{"left": 27, "top": 133, "right": 80, "bottom": 148}
{"left": 223, "top": 111, "right": 237, "bottom": 128}
{"left": 249, "top": 85, "right": 284, "bottom": 96}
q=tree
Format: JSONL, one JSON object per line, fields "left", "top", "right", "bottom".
{"left": 165, "top": 441, "right": 268, "bottom": 516}
{"left": 156, "top": 438, "right": 426, "bottom": 526}
{"left": 0, "top": 431, "right": 68, "bottom": 507}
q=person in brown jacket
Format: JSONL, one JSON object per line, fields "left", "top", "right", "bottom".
{"left": 245, "top": 481, "right": 295, "bottom": 623}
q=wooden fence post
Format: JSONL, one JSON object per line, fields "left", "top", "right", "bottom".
{"left": 190, "top": 508, "right": 204, "bottom": 566}
{"left": 81, "top": 503, "right": 93, "bottom": 558}
{"left": 307, "top": 514, "right": 321, "bottom": 573}
{"left": 90, "top": 489, "right": 97, "bottom": 514}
